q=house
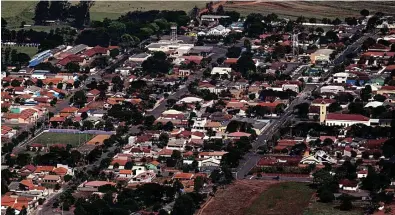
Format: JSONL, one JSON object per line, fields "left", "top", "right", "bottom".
{"left": 118, "top": 169, "right": 133, "bottom": 179}
{"left": 377, "top": 86, "right": 395, "bottom": 95}
{"left": 172, "top": 172, "right": 194, "bottom": 181}
{"left": 129, "top": 170, "right": 156, "bottom": 184}
{"left": 166, "top": 139, "right": 187, "bottom": 152}
{"left": 206, "top": 25, "right": 230, "bottom": 36}
{"left": 339, "top": 179, "right": 359, "bottom": 191}
{"left": 325, "top": 113, "right": 370, "bottom": 126}
{"left": 1, "top": 193, "right": 35, "bottom": 214}
{"left": 198, "top": 157, "right": 221, "bottom": 171}
{"left": 227, "top": 132, "right": 251, "bottom": 139}
{"left": 1, "top": 125, "right": 16, "bottom": 139}
{"left": 198, "top": 151, "right": 228, "bottom": 160}
{"left": 109, "top": 159, "right": 129, "bottom": 170}
{"left": 357, "top": 170, "right": 368, "bottom": 179}
{"left": 82, "top": 46, "right": 109, "bottom": 58}
{"left": 211, "top": 67, "right": 231, "bottom": 77}
{"left": 42, "top": 175, "right": 61, "bottom": 184}
{"left": 34, "top": 166, "right": 55, "bottom": 175}
{"left": 77, "top": 181, "right": 116, "bottom": 192}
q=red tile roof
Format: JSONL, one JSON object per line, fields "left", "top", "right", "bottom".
{"left": 228, "top": 132, "right": 251, "bottom": 137}
{"left": 326, "top": 113, "right": 369, "bottom": 121}
{"left": 83, "top": 46, "right": 108, "bottom": 57}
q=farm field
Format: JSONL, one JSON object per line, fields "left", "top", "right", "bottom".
{"left": 244, "top": 182, "right": 314, "bottom": 215}
{"left": 32, "top": 132, "right": 94, "bottom": 147}
{"left": 304, "top": 202, "right": 363, "bottom": 215}
{"left": 224, "top": 1, "right": 395, "bottom": 19}
{"left": 1, "top": 46, "right": 38, "bottom": 57}
{"left": 200, "top": 180, "right": 280, "bottom": 215}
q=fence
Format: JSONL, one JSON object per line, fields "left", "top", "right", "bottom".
{"left": 47, "top": 129, "right": 115, "bottom": 135}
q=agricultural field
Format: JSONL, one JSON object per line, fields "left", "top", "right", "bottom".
{"left": 32, "top": 132, "right": 94, "bottom": 147}
{"left": 244, "top": 182, "right": 314, "bottom": 215}
{"left": 224, "top": 1, "right": 395, "bottom": 19}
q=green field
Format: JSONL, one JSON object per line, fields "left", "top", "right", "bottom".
{"left": 245, "top": 182, "right": 314, "bottom": 215}
{"left": 2, "top": 1, "right": 206, "bottom": 26}
{"left": 32, "top": 132, "right": 94, "bottom": 147}
{"left": 2, "top": 46, "right": 39, "bottom": 57}
{"left": 304, "top": 202, "right": 363, "bottom": 215}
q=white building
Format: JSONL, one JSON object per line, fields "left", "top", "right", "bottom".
{"left": 320, "top": 85, "right": 345, "bottom": 94}
{"left": 325, "top": 113, "right": 370, "bottom": 127}
{"left": 211, "top": 67, "right": 231, "bottom": 77}
{"left": 207, "top": 25, "right": 230, "bottom": 36}
{"left": 282, "top": 84, "right": 299, "bottom": 93}
{"left": 333, "top": 72, "right": 354, "bottom": 84}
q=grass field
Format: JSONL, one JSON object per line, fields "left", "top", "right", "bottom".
{"left": 245, "top": 182, "right": 314, "bottom": 215}
{"left": 1, "top": 1, "right": 206, "bottom": 26}
{"left": 32, "top": 132, "right": 94, "bottom": 147}
{"left": 2, "top": 46, "right": 39, "bottom": 57}
{"left": 304, "top": 202, "right": 363, "bottom": 215}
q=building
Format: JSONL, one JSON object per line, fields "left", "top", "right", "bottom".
{"left": 310, "top": 49, "right": 334, "bottom": 64}
{"left": 320, "top": 85, "right": 345, "bottom": 94}
{"left": 211, "top": 67, "right": 231, "bottom": 77}
{"left": 129, "top": 53, "right": 151, "bottom": 63}
{"left": 333, "top": 72, "right": 354, "bottom": 84}
{"left": 77, "top": 181, "right": 116, "bottom": 192}
{"left": 29, "top": 50, "right": 52, "bottom": 67}
{"left": 200, "top": 15, "right": 230, "bottom": 22}
{"left": 325, "top": 113, "right": 370, "bottom": 126}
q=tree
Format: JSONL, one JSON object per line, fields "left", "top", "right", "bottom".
{"left": 171, "top": 150, "right": 182, "bottom": 160}
{"left": 56, "top": 83, "right": 63, "bottom": 89}
{"left": 141, "top": 51, "right": 171, "bottom": 76}
{"left": 64, "top": 174, "right": 72, "bottom": 182}
{"left": 14, "top": 53, "right": 31, "bottom": 66}
{"left": 65, "top": 62, "right": 80, "bottom": 73}
{"left": 328, "top": 102, "right": 342, "bottom": 112}
{"left": 163, "top": 121, "right": 174, "bottom": 131}
{"left": 360, "top": 9, "right": 370, "bottom": 17}
{"left": 248, "top": 94, "right": 256, "bottom": 101}
{"left": 275, "top": 103, "right": 286, "bottom": 115}
{"left": 360, "top": 85, "right": 372, "bottom": 102}
{"left": 172, "top": 194, "right": 196, "bottom": 215}
{"left": 119, "top": 34, "right": 139, "bottom": 50}
{"left": 124, "top": 161, "right": 134, "bottom": 170}
{"left": 91, "top": 56, "right": 108, "bottom": 69}
{"left": 110, "top": 48, "right": 120, "bottom": 58}
{"left": 33, "top": 1, "right": 49, "bottom": 25}
{"left": 81, "top": 112, "right": 88, "bottom": 120}
{"left": 194, "top": 176, "right": 204, "bottom": 193}
{"left": 5, "top": 207, "right": 15, "bottom": 215}
{"left": 339, "top": 195, "right": 353, "bottom": 211}
{"left": 319, "top": 188, "right": 334, "bottom": 203}
{"left": 71, "top": 90, "right": 87, "bottom": 107}
{"left": 226, "top": 46, "right": 241, "bottom": 58}
{"left": 374, "top": 94, "right": 386, "bottom": 102}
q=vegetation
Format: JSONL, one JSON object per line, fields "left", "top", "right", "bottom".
{"left": 33, "top": 132, "right": 94, "bottom": 147}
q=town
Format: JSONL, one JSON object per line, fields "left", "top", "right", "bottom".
{"left": 2, "top": 1, "right": 395, "bottom": 215}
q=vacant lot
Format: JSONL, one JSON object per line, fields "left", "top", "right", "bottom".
{"left": 224, "top": 1, "right": 395, "bottom": 19}
{"left": 32, "top": 132, "right": 94, "bottom": 147}
{"left": 200, "top": 180, "right": 280, "bottom": 215}
{"left": 304, "top": 202, "right": 363, "bottom": 215}
{"left": 245, "top": 182, "right": 314, "bottom": 215}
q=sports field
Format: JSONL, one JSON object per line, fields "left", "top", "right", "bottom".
{"left": 32, "top": 132, "right": 94, "bottom": 147}
{"left": 1, "top": 46, "right": 38, "bottom": 57}
{"left": 304, "top": 202, "right": 363, "bottom": 215}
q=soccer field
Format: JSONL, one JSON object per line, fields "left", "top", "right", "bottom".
{"left": 32, "top": 132, "right": 94, "bottom": 147}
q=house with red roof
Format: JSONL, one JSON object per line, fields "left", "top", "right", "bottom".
{"left": 227, "top": 132, "right": 251, "bottom": 139}
{"left": 77, "top": 180, "right": 116, "bottom": 192}
{"left": 82, "top": 46, "right": 109, "bottom": 59}
{"left": 3, "top": 109, "right": 38, "bottom": 124}
{"left": 377, "top": 85, "right": 395, "bottom": 95}
{"left": 1, "top": 125, "right": 16, "bottom": 139}
{"left": 339, "top": 179, "right": 359, "bottom": 191}
{"left": 56, "top": 54, "right": 86, "bottom": 67}
{"left": 325, "top": 113, "right": 370, "bottom": 127}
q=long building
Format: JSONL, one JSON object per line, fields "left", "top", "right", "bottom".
{"left": 28, "top": 50, "right": 52, "bottom": 67}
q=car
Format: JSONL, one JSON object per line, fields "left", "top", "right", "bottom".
{"left": 273, "top": 176, "right": 280, "bottom": 180}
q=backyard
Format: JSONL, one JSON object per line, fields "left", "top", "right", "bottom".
{"left": 32, "top": 132, "right": 94, "bottom": 147}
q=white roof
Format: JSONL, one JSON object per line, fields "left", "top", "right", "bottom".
{"left": 364, "top": 101, "right": 383, "bottom": 108}
{"left": 179, "top": 97, "right": 203, "bottom": 103}
{"left": 162, "top": 109, "right": 184, "bottom": 115}
{"left": 211, "top": 67, "right": 231, "bottom": 75}
{"left": 333, "top": 72, "right": 350, "bottom": 77}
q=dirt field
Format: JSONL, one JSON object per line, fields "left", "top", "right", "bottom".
{"left": 199, "top": 180, "right": 280, "bottom": 215}
{"left": 225, "top": 1, "right": 395, "bottom": 19}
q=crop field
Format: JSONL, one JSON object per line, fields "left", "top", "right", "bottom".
{"left": 32, "top": 132, "right": 94, "bottom": 147}
{"left": 224, "top": 1, "right": 395, "bottom": 19}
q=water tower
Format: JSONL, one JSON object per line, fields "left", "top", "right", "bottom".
{"left": 170, "top": 25, "right": 177, "bottom": 42}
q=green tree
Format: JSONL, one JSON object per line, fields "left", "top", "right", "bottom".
{"left": 328, "top": 102, "right": 342, "bottom": 112}
{"left": 109, "top": 48, "right": 120, "bottom": 58}
{"left": 33, "top": 1, "right": 49, "bottom": 25}
{"left": 360, "top": 9, "right": 370, "bottom": 17}
{"left": 319, "top": 188, "right": 334, "bottom": 203}
{"left": 65, "top": 62, "right": 80, "bottom": 73}
{"left": 172, "top": 194, "right": 196, "bottom": 215}
{"left": 339, "top": 195, "right": 353, "bottom": 211}
{"left": 193, "top": 176, "right": 204, "bottom": 193}
{"left": 70, "top": 90, "right": 87, "bottom": 107}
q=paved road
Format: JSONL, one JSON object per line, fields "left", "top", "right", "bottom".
{"left": 234, "top": 31, "right": 377, "bottom": 180}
